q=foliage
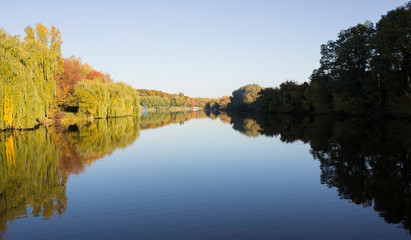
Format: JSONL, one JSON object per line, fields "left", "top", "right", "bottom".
{"left": 309, "top": 21, "right": 377, "bottom": 115}
{"left": 204, "top": 99, "right": 220, "bottom": 111}
{"left": 257, "top": 81, "right": 309, "bottom": 115}
{"left": 137, "top": 89, "right": 209, "bottom": 108}
{"left": 70, "top": 80, "right": 140, "bottom": 118}
{"left": 305, "top": 3, "right": 411, "bottom": 116}
{"left": 218, "top": 96, "right": 231, "bottom": 109}
{"left": 0, "top": 24, "right": 62, "bottom": 129}
{"left": 52, "top": 56, "right": 137, "bottom": 119}
{"left": 192, "top": 98, "right": 208, "bottom": 108}
{"left": 229, "top": 3, "right": 411, "bottom": 117}
{"left": 227, "top": 84, "right": 262, "bottom": 111}
{"left": 140, "top": 95, "right": 171, "bottom": 108}
{"left": 204, "top": 96, "right": 230, "bottom": 111}
{"left": 373, "top": 2, "right": 411, "bottom": 116}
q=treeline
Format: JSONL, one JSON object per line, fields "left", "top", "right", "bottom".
{"left": 227, "top": 84, "right": 262, "bottom": 111}
{"left": 71, "top": 79, "right": 139, "bottom": 118}
{"left": 53, "top": 56, "right": 140, "bottom": 119}
{"left": 204, "top": 96, "right": 230, "bottom": 111}
{"left": 227, "top": 3, "right": 411, "bottom": 117}
{"left": 137, "top": 89, "right": 217, "bottom": 108}
{"left": 0, "top": 25, "right": 140, "bottom": 130}
{"left": 138, "top": 89, "right": 192, "bottom": 107}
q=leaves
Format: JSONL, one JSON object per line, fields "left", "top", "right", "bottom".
{"left": 0, "top": 24, "right": 61, "bottom": 129}
{"left": 71, "top": 80, "right": 140, "bottom": 118}
{"left": 254, "top": 3, "right": 411, "bottom": 117}
{"left": 228, "top": 84, "right": 262, "bottom": 111}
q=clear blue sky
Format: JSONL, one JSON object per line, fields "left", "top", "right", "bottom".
{"left": 0, "top": 0, "right": 407, "bottom": 97}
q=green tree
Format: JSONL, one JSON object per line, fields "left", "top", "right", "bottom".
{"left": 256, "top": 81, "right": 308, "bottom": 114}
{"left": 304, "top": 71, "right": 333, "bottom": 114}
{"left": 228, "top": 84, "right": 262, "bottom": 111}
{"left": 313, "top": 22, "right": 376, "bottom": 115}
{"left": 0, "top": 24, "right": 62, "bottom": 130}
{"left": 70, "top": 80, "right": 140, "bottom": 118}
{"left": 373, "top": 2, "right": 411, "bottom": 115}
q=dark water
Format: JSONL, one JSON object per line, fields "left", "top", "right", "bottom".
{"left": 0, "top": 111, "right": 410, "bottom": 239}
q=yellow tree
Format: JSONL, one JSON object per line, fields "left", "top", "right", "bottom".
{"left": 0, "top": 24, "right": 62, "bottom": 129}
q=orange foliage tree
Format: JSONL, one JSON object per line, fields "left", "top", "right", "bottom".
{"left": 85, "top": 70, "right": 105, "bottom": 82}
{"left": 53, "top": 57, "right": 83, "bottom": 110}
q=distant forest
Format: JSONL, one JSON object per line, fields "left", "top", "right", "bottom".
{"left": 223, "top": 2, "right": 411, "bottom": 118}
{"left": 136, "top": 89, "right": 212, "bottom": 108}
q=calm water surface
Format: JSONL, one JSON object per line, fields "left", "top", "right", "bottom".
{"left": 0, "top": 112, "right": 410, "bottom": 239}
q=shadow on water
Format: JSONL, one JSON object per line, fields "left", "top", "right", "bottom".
{"left": 220, "top": 111, "right": 411, "bottom": 235}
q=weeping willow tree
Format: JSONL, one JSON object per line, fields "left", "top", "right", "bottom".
{"left": 0, "top": 24, "right": 63, "bottom": 130}
{"left": 70, "top": 80, "right": 140, "bottom": 119}
{"left": 0, "top": 129, "right": 68, "bottom": 233}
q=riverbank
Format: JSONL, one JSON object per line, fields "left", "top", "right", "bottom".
{"left": 142, "top": 106, "right": 202, "bottom": 113}
{"left": 56, "top": 107, "right": 202, "bottom": 127}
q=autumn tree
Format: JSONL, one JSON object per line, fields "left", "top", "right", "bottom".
{"left": 0, "top": 24, "right": 62, "bottom": 129}
{"left": 70, "top": 80, "right": 140, "bottom": 118}
{"left": 218, "top": 96, "right": 231, "bottom": 109}
{"left": 53, "top": 56, "right": 83, "bottom": 111}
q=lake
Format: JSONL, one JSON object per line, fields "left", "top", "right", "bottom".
{"left": 0, "top": 111, "right": 410, "bottom": 239}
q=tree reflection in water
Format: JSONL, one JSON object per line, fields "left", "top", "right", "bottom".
{"left": 0, "top": 129, "right": 67, "bottom": 235}
{"left": 140, "top": 111, "right": 207, "bottom": 130}
{"left": 0, "top": 111, "right": 409, "bottom": 237}
{"left": 0, "top": 117, "right": 141, "bottom": 237}
{"left": 0, "top": 112, "right": 206, "bottom": 236}
{"left": 223, "top": 111, "right": 411, "bottom": 234}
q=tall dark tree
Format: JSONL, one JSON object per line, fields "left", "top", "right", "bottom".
{"left": 374, "top": 2, "right": 411, "bottom": 115}
{"left": 304, "top": 70, "right": 333, "bottom": 114}
{"left": 311, "top": 22, "right": 376, "bottom": 115}
{"left": 374, "top": 2, "right": 411, "bottom": 87}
